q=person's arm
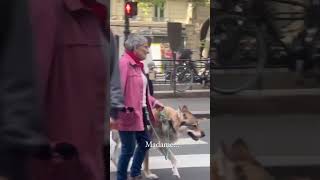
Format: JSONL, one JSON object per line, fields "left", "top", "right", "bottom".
{"left": 110, "top": 32, "right": 124, "bottom": 109}
{"left": 119, "top": 55, "right": 129, "bottom": 97}
{"left": 148, "top": 95, "right": 163, "bottom": 110}
{"left": 0, "top": 0, "right": 48, "bottom": 178}
{"left": 109, "top": 32, "right": 124, "bottom": 119}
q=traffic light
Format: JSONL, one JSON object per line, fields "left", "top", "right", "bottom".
{"left": 124, "top": 1, "right": 138, "bottom": 18}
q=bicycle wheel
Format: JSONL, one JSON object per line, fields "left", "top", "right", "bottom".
{"left": 212, "top": 15, "right": 267, "bottom": 94}
{"left": 170, "top": 66, "right": 194, "bottom": 92}
{"left": 203, "top": 68, "right": 210, "bottom": 88}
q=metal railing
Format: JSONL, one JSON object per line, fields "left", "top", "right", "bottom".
{"left": 150, "top": 59, "right": 209, "bottom": 84}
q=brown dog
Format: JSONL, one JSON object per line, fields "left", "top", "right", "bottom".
{"left": 212, "top": 139, "right": 275, "bottom": 180}
{"left": 110, "top": 105, "right": 205, "bottom": 179}
{"left": 212, "top": 139, "right": 314, "bottom": 180}
{"left": 143, "top": 105, "right": 205, "bottom": 179}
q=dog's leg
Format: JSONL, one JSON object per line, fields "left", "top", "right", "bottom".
{"left": 111, "top": 143, "right": 119, "bottom": 167}
{"left": 157, "top": 147, "right": 181, "bottom": 179}
{"left": 143, "top": 127, "right": 159, "bottom": 179}
{"left": 143, "top": 151, "right": 159, "bottom": 179}
{"left": 110, "top": 131, "right": 120, "bottom": 167}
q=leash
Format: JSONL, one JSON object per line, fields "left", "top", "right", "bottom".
{"left": 145, "top": 109, "right": 171, "bottom": 160}
{"left": 159, "top": 111, "right": 170, "bottom": 160}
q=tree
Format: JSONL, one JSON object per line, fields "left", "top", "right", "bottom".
{"left": 137, "top": 0, "right": 209, "bottom": 16}
{"left": 138, "top": 0, "right": 166, "bottom": 6}
{"left": 137, "top": 0, "right": 165, "bottom": 16}
{"left": 188, "top": 0, "right": 210, "bottom": 6}
{"left": 138, "top": 0, "right": 209, "bottom": 6}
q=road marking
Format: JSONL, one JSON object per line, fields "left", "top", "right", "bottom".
{"left": 110, "top": 137, "right": 207, "bottom": 151}
{"left": 110, "top": 154, "right": 210, "bottom": 172}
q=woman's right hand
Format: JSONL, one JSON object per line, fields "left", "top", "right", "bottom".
{"left": 110, "top": 118, "right": 118, "bottom": 129}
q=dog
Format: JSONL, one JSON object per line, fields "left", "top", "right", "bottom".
{"left": 110, "top": 105, "right": 205, "bottom": 179}
{"left": 213, "top": 138, "right": 275, "bottom": 180}
{"left": 212, "top": 139, "right": 313, "bottom": 180}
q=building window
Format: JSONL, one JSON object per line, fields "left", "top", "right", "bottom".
{"left": 153, "top": 3, "right": 165, "bottom": 21}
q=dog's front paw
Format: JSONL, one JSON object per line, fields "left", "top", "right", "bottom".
{"left": 144, "top": 172, "right": 159, "bottom": 179}
{"left": 172, "top": 167, "right": 181, "bottom": 179}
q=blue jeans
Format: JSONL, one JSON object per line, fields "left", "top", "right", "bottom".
{"left": 117, "top": 109, "right": 151, "bottom": 180}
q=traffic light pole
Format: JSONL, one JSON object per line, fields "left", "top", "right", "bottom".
{"left": 124, "top": 0, "right": 130, "bottom": 41}
{"left": 172, "top": 51, "right": 177, "bottom": 96}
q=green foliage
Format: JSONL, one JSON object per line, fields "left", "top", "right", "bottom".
{"left": 138, "top": 0, "right": 166, "bottom": 6}
{"left": 191, "top": 0, "right": 210, "bottom": 6}
{"left": 138, "top": 0, "right": 209, "bottom": 6}
{"left": 137, "top": 0, "right": 165, "bottom": 16}
{"left": 138, "top": 2, "right": 153, "bottom": 16}
{"left": 137, "top": 0, "right": 210, "bottom": 16}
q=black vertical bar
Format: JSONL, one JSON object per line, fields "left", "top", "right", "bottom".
{"left": 173, "top": 52, "right": 177, "bottom": 96}
{"left": 124, "top": 0, "right": 130, "bottom": 41}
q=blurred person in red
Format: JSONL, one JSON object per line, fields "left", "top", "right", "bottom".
{"left": 0, "top": 0, "right": 49, "bottom": 180}
{"left": 28, "top": 0, "right": 110, "bottom": 180}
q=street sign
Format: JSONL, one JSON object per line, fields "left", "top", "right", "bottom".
{"left": 167, "top": 22, "right": 182, "bottom": 52}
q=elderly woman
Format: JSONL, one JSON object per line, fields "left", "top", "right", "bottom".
{"left": 116, "top": 34, "right": 163, "bottom": 180}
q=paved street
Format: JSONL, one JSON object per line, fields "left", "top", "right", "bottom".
{"left": 159, "top": 97, "right": 210, "bottom": 115}
{"left": 213, "top": 88, "right": 320, "bottom": 178}
{"left": 110, "top": 118, "right": 210, "bottom": 180}
{"left": 110, "top": 98, "right": 210, "bottom": 180}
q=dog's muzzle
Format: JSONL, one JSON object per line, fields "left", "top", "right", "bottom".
{"left": 187, "top": 130, "right": 205, "bottom": 141}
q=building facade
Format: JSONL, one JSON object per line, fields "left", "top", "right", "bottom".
{"left": 110, "top": 0, "right": 210, "bottom": 60}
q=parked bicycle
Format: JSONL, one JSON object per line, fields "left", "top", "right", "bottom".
{"left": 212, "top": 0, "right": 320, "bottom": 94}
{"left": 170, "top": 59, "right": 210, "bottom": 92}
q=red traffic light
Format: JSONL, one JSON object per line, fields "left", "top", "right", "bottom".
{"left": 125, "top": 3, "right": 132, "bottom": 14}
{"left": 124, "top": 1, "right": 138, "bottom": 17}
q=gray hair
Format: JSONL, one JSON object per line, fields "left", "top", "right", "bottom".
{"left": 124, "top": 34, "right": 148, "bottom": 51}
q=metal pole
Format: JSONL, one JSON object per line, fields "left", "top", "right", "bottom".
{"left": 124, "top": 0, "right": 130, "bottom": 41}
{"left": 172, "top": 52, "right": 177, "bottom": 96}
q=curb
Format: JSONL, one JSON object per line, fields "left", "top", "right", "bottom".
{"left": 213, "top": 88, "right": 320, "bottom": 115}
{"left": 154, "top": 90, "right": 210, "bottom": 98}
{"left": 192, "top": 111, "right": 210, "bottom": 119}
{"left": 194, "top": 114, "right": 210, "bottom": 119}
{"left": 153, "top": 84, "right": 209, "bottom": 91}
{"left": 213, "top": 88, "right": 320, "bottom": 98}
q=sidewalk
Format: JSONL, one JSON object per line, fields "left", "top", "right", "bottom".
{"left": 158, "top": 97, "right": 210, "bottom": 118}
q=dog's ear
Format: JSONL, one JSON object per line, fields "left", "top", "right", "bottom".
{"left": 220, "top": 141, "right": 228, "bottom": 155}
{"left": 232, "top": 138, "right": 249, "bottom": 150}
{"left": 181, "top": 105, "right": 189, "bottom": 112}
{"left": 230, "top": 138, "right": 255, "bottom": 162}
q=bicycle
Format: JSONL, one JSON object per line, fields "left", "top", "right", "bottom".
{"left": 170, "top": 59, "right": 210, "bottom": 92}
{"left": 212, "top": 0, "right": 320, "bottom": 94}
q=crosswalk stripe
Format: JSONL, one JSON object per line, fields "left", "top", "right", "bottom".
{"left": 174, "top": 137, "right": 208, "bottom": 145}
{"left": 110, "top": 137, "right": 207, "bottom": 154}
{"left": 110, "top": 154, "right": 210, "bottom": 172}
